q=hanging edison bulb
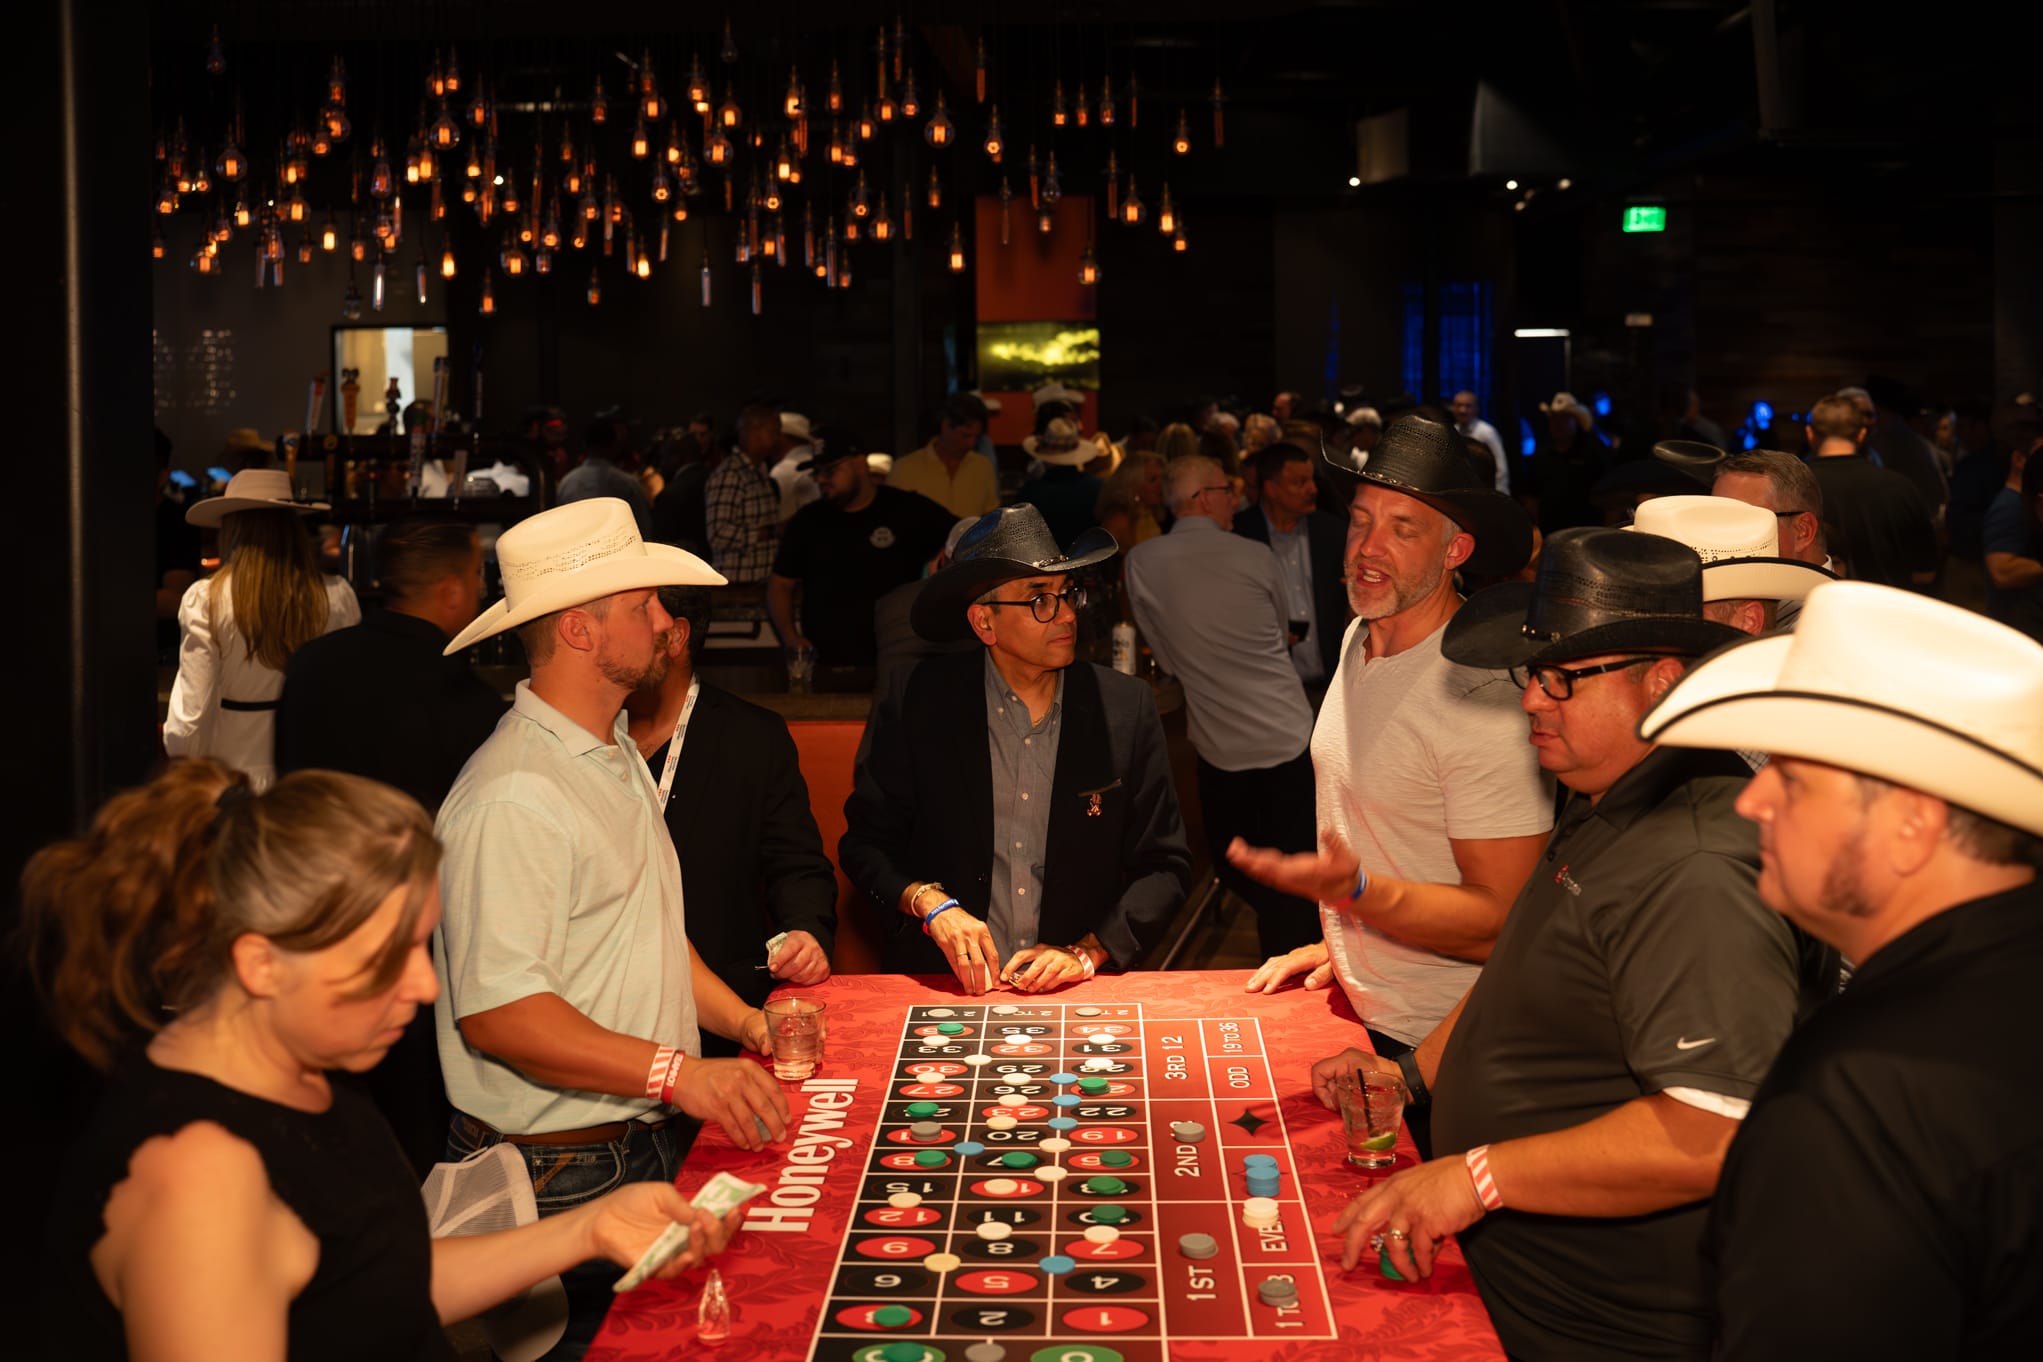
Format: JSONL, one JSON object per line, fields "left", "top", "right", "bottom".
{"left": 535, "top": 247, "right": 553, "bottom": 274}
{"left": 415, "top": 248, "right": 429, "bottom": 302}
{"left": 541, "top": 206, "right": 562, "bottom": 250}
{"left": 720, "top": 18, "right": 738, "bottom": 65}
{"left": 718, "top": 86, "right": 741, "bottom": 129}
{"left": 762, "top": 178, "right": 782, "bottom": 213}
{"left": 975, "top": 37, "right": 988, "bottom": 103}
{"left": 651, "top": 167, "right": 671, "bottom": 202}
{"left": 1173, "top": 108, "right": 1191, "bottom": 156}
{"left": 500, "top": 173, "right": 520, "bottom": 215}
{"left": 1212, "top": 79, "right": 1226, "bottom": 147}
{"left": 1052, "top": 80, "right": 1068, "bottom": 128}
{"left": 1121, "top": 176, "right": 1144, "bottom": 225}
{"left": 155, "top": 178, "right": 178, "bottom": 215}
{"left": 631, "top": 117, "right": 650, "bottom": 160}
{"left": 1076, "top": 84, "right": 1091, "bottom": 128}
{"left": 1037, "top": 204, "right": 1054, "bottom": 235}
{"left": 233, "top": 191, "right": 253, "bottom": 228}
{"left": 901, "top": 72, "right": 921, "bottom": 119}
{"left": 828, "top": 122, "right": 845, "bottom": 165}
{"left": 206, "top": 25, "right": 226, "bottom": 76}
{"left": 784, "top": 67, "right": 804, "bottom": 119}
{"left": 927, "top": 167, "right": 942, "bottom": 210}
{"left": 284, "top": 188, "right": 309, "bottom": 223}
{"left": 148, "top": 220, "right": 163, "bottom": 259}
{"left": 430, "top": 106, "right": 462, "bottom": 150}
{"left": 340, "top": 274, "right": 363, "bottom": 318}
{"left": 983, "top": 105, "right": 1005, "bottom": 162}
{"left": 925, "top": 93, "right": 955, "bottom": 148}
{"left": 440, "top": 243, "right": 457, "bottom": 279}
{"left": 503, "top": 234, "right": 527, "bottom": 275}
{"left": 858, "top": 101, "right": 877, "bottom": 140}
{"left": 823, "top": 59, "right": 842, "bottom": 114}
{"left": 635, "top": 239, "right": 652, "bottom": 278}
{"left": 591, "top": 78, "right": 609, "bottom": 125}
{"left": 467, "top": 88, "right": 488, "bottom": 130}
{"left": 701, "top": 251, "right": 713, "bottom": 305}
{"left": 998, "top": 179, "right": 1013, "bottom": 246}
{"left": 465, "top": 138, "right": 485, "bottom": 180}
{"left": 405, "top": 139, "right": 423, "bottom": 185}
{"left": 217, "top": 138, "right": 246, "bottom": 183}
{"left": 687, "top": 55, "right": 710, "bottom": 112}
{"left": 872, "top": 194, "right": 893, "bottom": 241}
{"left": 372, "top": 253, "right": 387, "bottom": 311}
{"left": 1173, "top": 217, "right": 1187, "bottom": 252}
{"left": 427, "top": 51, "right": 447, "bottom": 99}
{"left": 322, "top": 56, "right": 351, "bottom": 144}
{"left": 843, "top": 215, "right": 859, "bottom": 242}
{"left": 1157, "top": 183, "right": 1176, "bottom": 234}
{"left": 476, "top": 267, "right": 495, "bottom": 314}
{"left": 850, "top": 170, "right": 871, "bottom": 218}
{"left": 774, "top": 135, "right": 794, "bottom": 181}
{"left": 948, "top": 222, "right": 966, "bottom": 273}
{"left": 312, "top": 125, "right": 333, "bottom": 158}
{"left": 190, "top": 246, "right": 215, "bottom": 274}
{"left": 444, "top": 50, "right": 462, "bottom": 94}
{"left": 417, "top": 142, "right": 437, "bottom": 182}
{"left": 750, "top": 262, "right": 762, "bottom": 314}
{"left": 191, "top": 158, "right": 212, "bottom": 196}
{"left": 1079, "top": 243, "right": 1099, "bottom": 286}
{"left": 705, "top": 127, "right": 731, "bottom": 165}
{"left": 1043, "top": 154, "right": 1062, "bottom": 205}
{"left": 1105, "top": 151, "right": 1120, "bottom": 218}
{"left": 351, "top": 215, "right": 368, "bottom": 260}
{"left": 587, "top": 266, "right": 601, "bottom": 305}
{"left": 641, "top": 53, "right": 664, "bottom": 121}
{"left": 877, "top": 88, "right": 896, "bottom": 123}
{"left": 664, "top": 122, "right": 685, "bottom": 166}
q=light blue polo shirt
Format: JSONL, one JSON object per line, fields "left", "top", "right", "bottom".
{"left": 434, "top": 680, "right": 699, "bottom": 1135}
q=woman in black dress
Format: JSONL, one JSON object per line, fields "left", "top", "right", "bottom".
{"left": 26, "top": 759, "right": 738, "bottom": 1361}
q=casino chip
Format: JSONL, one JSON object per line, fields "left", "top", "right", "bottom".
{"left": 1082, "top": 1224, "right": 1122, "bottom": 1244}
{"left": 1078, "top": 1077, "right": 1110, "bottom": 1094}
{"left": 882, "top": 1343, "right": 923, "bottom": 1362}
{"left": 1036, "top": 1166, "right": 1069, "bottom": 1184}
{"left": 1097, "top": 1150, "right": 1133, "bottom": 1168}
{"left": 1257, "top": 1276, "right": 1301, "bottom": 1307}
{"left": 1036, "top": 1137, "right": 1071, "bottom": 1153}
{"left": 909, "top": 1121, "right": 944, "bottom": 1141}
{"left": 1178, "top": 1232, "right": 1220, "bottom": 1260}
{"left": 981, "top": 1178, "right": 1020, "bottom": 1195}
{"left": 1038, "top": 1254, "right": 1076, "bottom": 1275}
{"left": 1084, "top": 1176, "right": 1127, "bottom": 1195}
{"left": 1170, "top": 1121, "right": 1207, "bottom": 1143}
{"left": 991, "top": 1004, "right": 1020, "bottom": 1015}
{"left": 985, "top": 1114, "right": 1018, "bottom": 1131}
{"left": 887, "top": 1192, "right": 923, "bottom": 1208}
{"left": 975, "top": 1221, "right": 1012, "bottom": 1241}
{"left": 1092, "top": 1205, "right": 1128, "bottom": 1225}
{"left": 1075, "top": 1006, "right": 1104, "bottom": 1017}
{"left": 1000, "top": 1151, "right": 1039, "bottom": 1169}
{"left": 913, "top": 1150, "right": 948, "bottom": 1167}
{"left": 905, "top": 1101, "right": 939, "bottom": 1118}
{"left": 964, "top": 1345, "right": 1007, "bottom": 1362}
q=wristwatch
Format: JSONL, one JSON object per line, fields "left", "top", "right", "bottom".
{"left": 1395, "top": 1048, "right": 1431, "bottom": 1109}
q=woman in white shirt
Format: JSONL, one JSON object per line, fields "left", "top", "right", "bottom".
{"left": 165, "top": 468, "right": 359, "bottom": 789}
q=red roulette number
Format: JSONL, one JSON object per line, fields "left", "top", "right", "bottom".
{"left": 1066, "top": 1236, "right": 1147, "bottom": 1262}
{"left": 992, "top": 1042, "right": 1055, "bottom": 1056}
{"left": 1070, "top": 1125, "right": 1139, "bottom": 1144}
{"left": 861, "top": 1205, "right": 943, "bottom": 1228}
{"left": 1068, "top": 1152, "right": 1142, "bottom": 1170}
{"left": 954, "top": 1269, "right": 1039, "bottom": 1295}
{"left": 904, "top": 1062, "right": 966, "bottom": 1078}
{"left": 913, "top": 1023, "right": 977, "bottom": 1038}
{"left": 897, "top": 1082, "right": 966, "bottom": 1099}
{"left": 853, "top": 1236, "right": 938, "bottom": 1260}
{"left": 834, "top": 1302, "right": 928, "bottom": 1330}
{"left": 967, "top": 1177, "right": 1046, "bottom": 1198}
{"left": 1062, "top": 1305, "right": 1153, "bottom": 1333}
{"left": 980, "top": 1104, "right": 1050, "bottom": 1121}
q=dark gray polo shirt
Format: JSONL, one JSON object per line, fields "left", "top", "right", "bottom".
{"left": 1431, "top": 745, "right": 1803, "bottom": 1362}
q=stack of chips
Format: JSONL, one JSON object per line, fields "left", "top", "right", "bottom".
{"left": 1257, "top": 1276, "right": 1301, "bottom": 1309}
{"left": 1244, "top": 1153, "right": 1281, "bottom": 1198}
{"left": 1242, "top": 1196, "right": 1281, "bottom": 1230}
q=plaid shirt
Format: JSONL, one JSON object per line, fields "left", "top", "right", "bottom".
{"left": 704, "top": 455, "right": 780, "bottom": 584}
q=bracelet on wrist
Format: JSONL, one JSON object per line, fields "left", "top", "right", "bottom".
{"left": 920, "top": 898, "right": 961, "bottom": 934}
{"left": 1465, "top": 1144, "right": 1503, "bottom": 1214}
{"left": 647, "top": 1045, "right": 686, "bottom": 1106}
{"left": 1070, "top": 944, "right": 1098, "bottom": 979}
{"left": 1347, "top": 866, "right": 1370, "bottom": 902}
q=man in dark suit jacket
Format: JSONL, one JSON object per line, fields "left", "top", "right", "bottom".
{"left": 841, "top": 506, "right": 1193, "bottom": 993}
{"left": 1235, "top": 441, "right": 1352, "bottom": 706}
{"left": 625, "top": 584, "right": 840, "bottom": 1057}
{"left": 275, "top": 515, "right": 507, "bottom": 1176}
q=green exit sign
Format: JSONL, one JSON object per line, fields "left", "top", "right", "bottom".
{"left": 1623, "top": 205, "right": 1668, "bottom": 233}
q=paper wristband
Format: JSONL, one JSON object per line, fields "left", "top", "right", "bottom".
{"left": 1465, "top": 1144, "right": 1503, "bottom": 1212}
{"left": 646, "top": 1045, "right": 676, "bottom": 1101}
{"left": 658, "top": 1051, "right": 686, "bottom": 1107}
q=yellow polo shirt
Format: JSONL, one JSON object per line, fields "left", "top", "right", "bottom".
{"left": 889, "top": 442, "right": 1000, "bottom": 519}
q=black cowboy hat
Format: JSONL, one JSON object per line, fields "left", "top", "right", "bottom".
{"left": 1319, "top": 414, "right": 1534, "bottom": 575}
{"left": 1651, "top": 439, "right": 1726, "bottom": 485}
{"left": 910, "top": 505, "right": 1119, "bottom": 642}
{"left": 1441, "top": 526, "right": 1745, "bottom": 671}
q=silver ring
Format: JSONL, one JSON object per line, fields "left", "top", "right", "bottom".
{"left": 1384, "top": 1228, "right": 1409, "bottom": 1241}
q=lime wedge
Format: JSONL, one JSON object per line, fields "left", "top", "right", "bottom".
{"left": 1360, "top": 1131, "right": 1397, "bottom": 1152}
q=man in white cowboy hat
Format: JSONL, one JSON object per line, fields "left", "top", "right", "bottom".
{"left": 841, "top": 505, "right": 1192, "bottom": 996}
{"left": 766, "top": 408, "right": 820, "bottom": 524}
{"left": 1229, "top": 416, "right": 1548, "bottom": 1157}
{"left": 1628, "top": 495, "right": 1835, "bottom": 637}
{"left": 431, "top": 498, "right": 788, "bottom": 1359}
{"left": 1012, "top": 417, "right": 1106, "bottom": 547}
{"left": 1326, "top": 528, "right": 1836, "bottom": 1361}
{"left": 890, "top": 392, "right": 998, "bottom": 519}
{"left": 1639, "top": 582, "right": 2043, "bottom": 1358}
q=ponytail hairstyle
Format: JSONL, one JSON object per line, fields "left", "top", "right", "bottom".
{"left": 21, "top": 759, "right": 439, "bottom": 1070}
{"left": 213, "top": 507, "right": 329, "bottom": 671}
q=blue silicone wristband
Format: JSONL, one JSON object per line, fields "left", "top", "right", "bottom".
{"left": 920, "top": 898, "right": 962, "bottom": 934}
{"left": 1347, "top": 868, "right": 1370, "bottom": 901}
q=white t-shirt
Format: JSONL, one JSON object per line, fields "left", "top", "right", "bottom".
{"left": 1312, "top": 615, "right": 1553, "bottom": 1044}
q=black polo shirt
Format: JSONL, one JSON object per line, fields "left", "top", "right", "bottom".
{"left": 772, "top": 485, "right": 954, "bottom": 666}
{"left": 1431, "top": 746, "right": 1806, "bottom": 1361}
{"left": 1708, "top": 881, "right": 2043, "bottom": 1359}
{"left": 1807, "top": 453, "right": 1938, "bottom": 590}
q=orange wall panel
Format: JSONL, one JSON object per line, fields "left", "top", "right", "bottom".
{"left": 974, "top": 194, "right": 1098, "bottom": 323}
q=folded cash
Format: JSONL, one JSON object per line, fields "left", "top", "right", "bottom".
{"left": 611, "top": 1172, "right": 767, "bottom": 1293}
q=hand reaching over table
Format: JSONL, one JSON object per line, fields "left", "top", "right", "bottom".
{"left": 672, "top": 1055, "right": 790, "bottom": 1150}
{"left": 1309, "top": 1046, "right": 1400, "bottom": 1112}
{"left": 767, "top": 929, "right": 830, "bottom": 986}
{"left": 1227, "top": 833, "right": 1364, "bottom": 906}
{"left": 924, "top": 903, "right": 1000, "bottom": 994}
{"left": 1334, "top": 1154, "right": 1486, "bottom": 1281}
{"left": 583, "top": 1185, "right": 741, "bottom": 1281}
{"left": 1003, "top": 940, "right": 1096, "bottom": 993}
{"left": 1245, "top": 940, "right": 1334, "bottom": 994}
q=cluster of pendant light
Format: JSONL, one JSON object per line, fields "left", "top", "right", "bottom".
{"left": 157, "top": 18, "right": 1219, "bottom": 316}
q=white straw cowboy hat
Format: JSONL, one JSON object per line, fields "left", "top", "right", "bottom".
{"left": 443, "top": 498, "right": 725, "bottom": 655}
{"left": 1627, "top": 496, "right": 1835, "bottom": 602}
{"left": 1023, "top": 417, "right": 1096, "bottom": 467}
{"left": 1640, "top": 581, "right": 2043, "bottom": 836}
{"left": 186, "top": 467, "right": 328, "bottom": 527}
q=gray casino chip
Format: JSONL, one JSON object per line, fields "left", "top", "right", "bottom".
{"left": 1177, "top": 1232, "right": 1220, "bottom": 1260}
{"left": 1170, "top": 1121, "right": 1207, "bottom": 1144}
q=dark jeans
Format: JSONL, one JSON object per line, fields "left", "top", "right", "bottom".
{"left": 1365, "top": 1027, "right": 1434, "bottom": 1161}
{"left": 1196, "top": 751, "right": 1321, "bottom": 957}
{"left": 447, "top": 1112, "right": 696, "bottom": 1362}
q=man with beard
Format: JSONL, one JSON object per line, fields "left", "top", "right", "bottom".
{"left": 768, "top": 425, "right": 956, "bottom": 671}
{"left": 1641, "top": 583, "right": 2042, "bottom": 1358}
{"left": 1229, "top": 415, "right": 1549, "bottom": 1156}
{"left": 431, "top": 499, "right": 789, "bottom": 1360}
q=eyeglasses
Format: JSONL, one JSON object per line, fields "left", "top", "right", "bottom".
{"left": 1199, "top": 484, "right": 1232, "bottom": 498}
{"left": 1772, "top": 508, "right": 1812, "bottom": 520}
{"left": 981, "top": 586, "right": 1088, "bottom": 623}
{"left": 1509, "top": 655, "right": 1661, "bottom": 701}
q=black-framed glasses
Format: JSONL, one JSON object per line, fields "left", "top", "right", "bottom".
{"left": 1772, "top": 508, "right": 1812, "bottom": 520}
{"left": 981, "top": 586, "right": 1088, "bottom": 623}
{"left": 1510, "top": 655, "right": 1661, "bottom": 701}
